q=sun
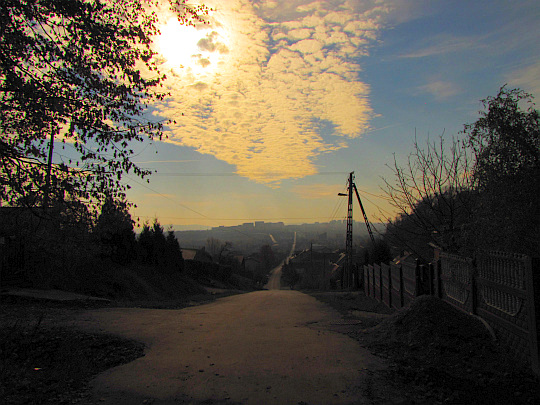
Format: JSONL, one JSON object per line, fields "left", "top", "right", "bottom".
{"left": 155, "top": 16, "right": 228, "bottom": 76}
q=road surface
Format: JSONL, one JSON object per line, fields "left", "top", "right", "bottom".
{"left": 264, "top": 232, "right": 296, "bottom": 290}
{"left": 73, "top": 289, "right": 394, "bottom": 405}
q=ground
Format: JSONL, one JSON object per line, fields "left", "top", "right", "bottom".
{"left": 1, "top": 289, "right": 539, "bottom": 404}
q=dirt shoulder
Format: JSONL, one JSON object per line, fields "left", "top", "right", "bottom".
{"left": 308, "top": 291, "right": 540, "bottom": 405}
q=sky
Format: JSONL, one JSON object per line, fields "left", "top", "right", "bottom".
{"left": 125, "top": 0, "right": 540, "bottom": 230}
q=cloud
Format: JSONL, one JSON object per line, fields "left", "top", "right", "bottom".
{"left": 152, "top": 0, "right": 388, "bottom": 185}
{"left": 399, "top": 35, "right": 483, "bottom": 59}
{"left": 506, "top": 61, "right": 540, "bottom": 98}
{"left": 418, "top": 79, "right": 461, "bottom": 100}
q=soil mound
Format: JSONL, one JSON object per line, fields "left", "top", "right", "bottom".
{"left": 365, "top": 295, "right": 490, "bottom": 349}
{"left": 360, "top": 295, "right": 539, "bottom": 404}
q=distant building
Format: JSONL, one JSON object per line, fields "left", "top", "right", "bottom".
{"left": 181, "top": 247, "right": 213, "bottom": 263}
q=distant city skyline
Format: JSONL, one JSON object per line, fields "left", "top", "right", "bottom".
{"left": 127, "top": 0, "right": 540, "bottom": 230}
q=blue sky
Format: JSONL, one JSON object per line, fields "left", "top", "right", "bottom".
{"left": 125, "top": 0, "right": 540, "bottom": 229}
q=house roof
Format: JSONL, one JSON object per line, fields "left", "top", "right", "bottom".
{"left": 181, "top": 249, "right": 198, "bottom": 261}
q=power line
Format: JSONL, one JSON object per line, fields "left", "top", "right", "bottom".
{"left": 125, "top": 175, "right": 210, "bottom": 219}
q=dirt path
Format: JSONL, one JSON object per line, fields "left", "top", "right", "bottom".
{"left": 72, "top": 290, "right": 398, "bottom": 405}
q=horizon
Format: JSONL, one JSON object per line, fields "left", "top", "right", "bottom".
{"left": 136, "top": 219, "right": 387, "bottom": 233}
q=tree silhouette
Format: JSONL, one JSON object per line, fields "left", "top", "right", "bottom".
{"left": 382, "top": 136, "right": 475, "bottom": 258}
{"left": 94, "top": 196, "right": 136, "bottom": 264}
{"left": 463, "top": 86, "right": 540, "bottom": 254}
{"left": 0, "top": 0, "right": 209, "bottom": 211}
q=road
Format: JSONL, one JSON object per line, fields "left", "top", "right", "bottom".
{"left": 264, "top": 232, "right": 296, "bottom": 290}
{"left": 74, "top": 289, "right": 393, "bottom": 405}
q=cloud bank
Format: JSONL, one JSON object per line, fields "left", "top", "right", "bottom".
{"left": 153, "top": 0, "right": 388, "bottom": 185}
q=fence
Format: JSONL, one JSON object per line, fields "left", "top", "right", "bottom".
{"left": 363, "top": 250, "right": 540, "bottom": 374}
{"left": 363, "top": 256, "right": 420, "bottom": 311}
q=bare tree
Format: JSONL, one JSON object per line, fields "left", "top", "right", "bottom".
{"left": 382, "top": 135, "right": 476, "bottom": 258}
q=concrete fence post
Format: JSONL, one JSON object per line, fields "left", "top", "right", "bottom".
{"left": 527, "top": 257, "right": 540, "bottom": 375}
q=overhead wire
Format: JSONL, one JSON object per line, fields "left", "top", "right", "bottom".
{"left": 124, "top": 174, "right": 210, "bottom": 219}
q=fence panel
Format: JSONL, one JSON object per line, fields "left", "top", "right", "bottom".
{"left": 475, "top": 251, "right": 538, "bottom": 373}
{"left": 439, "top": 252, "right": 475, "bottom": 313}
{"left": 402, "top": 260, "right": 418, "bottom": 307}
{"left": 390, "top": 263, "right": 403, "bottom": 309}
{"left": 381, "top": 262, "right": 391, "bottom": 308}
{"left": 374, "top": 264, "right": 382, "bottom": 301}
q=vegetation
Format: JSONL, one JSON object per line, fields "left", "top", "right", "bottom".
{"left": 0, "top": 306, "right": 144, "bottom": 405}
{"left": 464, "top": 86, "right": 539, "bottom": 254}
{"left": 0, "top": 0, "right": 209, "bottom": 213}
{"left": 383, "top": 86, "right": 539, "bottom": 258}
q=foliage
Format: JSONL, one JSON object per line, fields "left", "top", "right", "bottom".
{"left": 463, "top": 86, "right": 540, "bottom": 254}
{"left": 383, "top": 86, "right": 539, "bottom": 258}
{"left": 93, "top": 196, "right": 136, "bottom": 264}
{"left": 137, "top": 218, "right": 184, "bottom": 271}
{"left": 363, "top": 237, "right": 392, "bottom": 265}
{"left": 166, "top": 226, "right": 184, "bottom": 271}
{"left": 0, "top": 0, "right": 210, "bottom": 212}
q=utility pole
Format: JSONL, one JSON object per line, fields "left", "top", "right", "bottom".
{"left": 338, "top": 171, "right": 376, "bottom": 289}
{"left": 345, "top": 172, "right": 354, "bottom": 288}
{"left": 44, "top": 130, "right": 55, "bottom": 208}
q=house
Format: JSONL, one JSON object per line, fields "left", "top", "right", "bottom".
{"left": 181, "top": 247, "right": 213, "bottom": 263}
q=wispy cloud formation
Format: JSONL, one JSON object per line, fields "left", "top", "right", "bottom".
{"left": 418, "top": 79, "right": 461, "bottom": 100}
{"left": 152, "top": 0, "right": 388, "bottom": 185}
{"left": 398, "top": 34, "right": 483, "bottom": 59}
{"left": 506, "top": 61, "right": 540, "bottom": 98}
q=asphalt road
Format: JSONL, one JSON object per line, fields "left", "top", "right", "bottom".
{"left": 264, "top": 232, "right": 296, "bottom": 290}
{"left": 74, "top": 290, "right": 393, "bottom": 405}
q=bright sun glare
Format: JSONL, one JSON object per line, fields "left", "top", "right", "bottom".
{"left": 156, "top": 16, "right": 226, "bottom": 75}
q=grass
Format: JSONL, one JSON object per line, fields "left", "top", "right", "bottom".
{"left": 0, "top": 315, "right": 144, "bottom": 404}
{"left": 0, "top": 290, "right": 246, "bottom": 405}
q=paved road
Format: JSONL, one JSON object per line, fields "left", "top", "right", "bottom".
{"left": 74, "top": 290, "right": 392, "bottom": 405}
{"left": 264, "top": 232, "right": 296, "bottom": 290}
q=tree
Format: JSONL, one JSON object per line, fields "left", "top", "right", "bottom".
{"left": 137, "top": 218, "right": 184, "bottom": 270}
{"left": 137, "top": 221, "right": 154, "bottom": 264}
{"left": 364, "top": 237, "right": 392, "bottom": 265}
{"left": 463, "top": 86, "right": 540, "bottom": 254}
{"left": 0, "top": 0, "right": 209, "bottom": 212}
{"left": 94, "top": 196, "right": 136, "bottom": 263}
{"left": 166, "top": 227, "right": 184, "bottom": 271}
{"left": 382, "top": 135, "right": 476, "bottom": 259}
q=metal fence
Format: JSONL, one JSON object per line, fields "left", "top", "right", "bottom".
{"left": 363, "top": 250, "right": 540, "bottom": 374}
